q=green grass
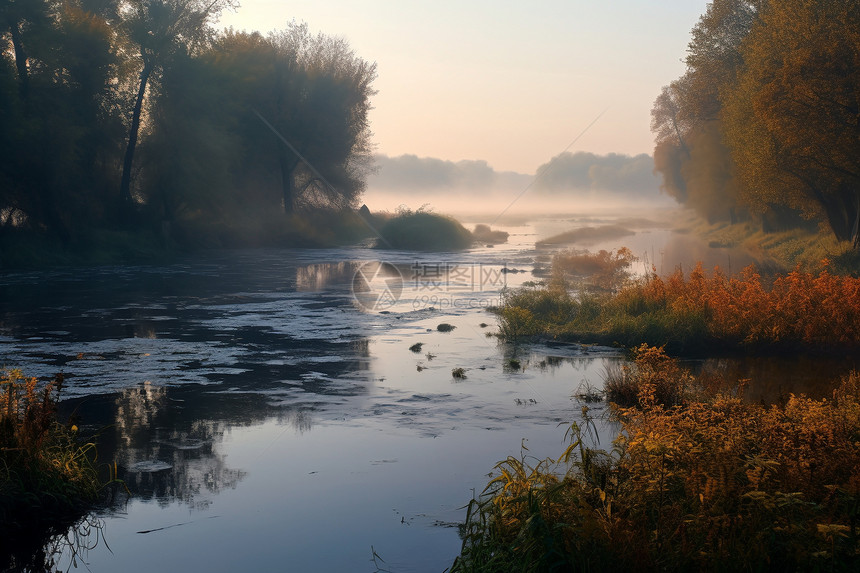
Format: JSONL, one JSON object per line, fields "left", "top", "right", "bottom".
{"left": 673, "top": 211, "right": 860, "bottom": 274}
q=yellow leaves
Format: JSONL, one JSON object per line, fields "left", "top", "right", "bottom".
{"left": 721, "top": 0, "right": 860, "bottom": 242}
{"left": 461, "top": 365, "right": 860, "bottom": 571}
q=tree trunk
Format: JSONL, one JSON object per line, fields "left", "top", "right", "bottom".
{"left": 120, "top": 59, "right": 153, "bottom": 212}
{"left": 280, "top": 155, "right": 299, "bottom": 215}
{"left": 8, "top": 19, "right": 28, "bottom": 100}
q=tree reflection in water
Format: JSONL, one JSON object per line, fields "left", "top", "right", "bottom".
{"left": 1, "top": 514, "right": 109, "bottom": 573}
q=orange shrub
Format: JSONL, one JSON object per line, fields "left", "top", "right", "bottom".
{"left": 612, "top": 261, "right": 860, "bottom": 351}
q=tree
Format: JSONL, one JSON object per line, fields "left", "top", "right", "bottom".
{"left": 1, "top": 0, "right": 126, "bottom": 239}
{"left": 0, "top": 0, "right": 52, "bottom": 100}
{"left": 651, "top": 0, "right": 765, "bottom": 223}
{"left": 261, "top": 23, "right": 377, "bottom": 214}
{"left": 651, "top": 75, "right": 692, "bottom": 156}
{"left": 684, "top": 0, "right": 764, "bottom": 121}
{"left": 722, "top": 0, "right": 860, "bottom": 246}
{"left": 119, "top": 0, "right": 235, "bottom": 211}
{"left": 133, "top": 25, "right": 377, "bottom": 242}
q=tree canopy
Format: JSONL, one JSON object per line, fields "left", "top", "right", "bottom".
{"left": 653, "top": 0, "right": 860, "bottom": 247}
{"left": 0, "top": 3, "right": 376, "bottom": 253}
{"left": 722, "top": 0, "right": 860, "bottom": 246}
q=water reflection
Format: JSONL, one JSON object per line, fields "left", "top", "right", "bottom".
{"left": 2, "top": 239, "right": 857, "bottom": 571}
{"left": 66, "top": 382, "right": 323, "bottom": 512}
{"left": 295, "top": 261, "right": 357, "bottom": 292}
{"left": 692, "top": 354, "right": 858, "bottom": 402}
{"left": 0, "top": 514, "right": 109, "bottom": 573}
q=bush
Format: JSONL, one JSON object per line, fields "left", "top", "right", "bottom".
{"left": 376, "top": 209, "right": 473, "bottom": 251}
{"left": 604, "top": 344, "right": 692, "bottom": 408}
{"left": 472, "top": 224, "right": 509, "bottom": 244}
{"left": 552, "top": 247, "right": 637, "bottom": 291}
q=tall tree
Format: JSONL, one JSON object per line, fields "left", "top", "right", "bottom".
{"left": 722, "top": 0, "right": 860, "bottom": 246}
{"left": 136, "top": 25, "right": 377, "bottom": 240}
{"left": 263, "top": 23, "right": 377, "bottom": 214}
{"left": 1, "top": 0, "right": 126, "bottom": 238}
{"left": 651, "top": 0, "right": 765, "bottom": 223}
{"left": 119, "top": 0, "right": 234, "bottom": 211}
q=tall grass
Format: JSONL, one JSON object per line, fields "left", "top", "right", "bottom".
{"left": 452, "top": 349, "right": 860, "bottom": 572}
{"left": 0, "top": 369, "right": 101, "bottom": 534}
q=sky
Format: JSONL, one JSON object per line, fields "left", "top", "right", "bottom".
{"left": 219, "top": 1, "right": 710, "bottom": 174}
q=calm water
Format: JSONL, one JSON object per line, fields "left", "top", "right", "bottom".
{"left": 1, "top": 216, "right": 852, "bottom": 571}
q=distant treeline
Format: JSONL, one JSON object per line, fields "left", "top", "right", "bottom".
{"left": 652, "top": 0, "right": 860, "bottom": 247}
{"left": 0, "top": 0, "right": 376, "bottom": 252}
{"left": 368, "top": 152, "right": 662, "bottom": 201}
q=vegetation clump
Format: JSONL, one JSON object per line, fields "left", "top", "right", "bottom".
{"left": 472, "top": 224, "right": 509, "bottom": 245}
{"left": 408, "top": 342, "right": 424, "bottom": 353}
{"left": 536, "top": 225, "right": 635, "bottom": 247}
{"left": 377, "top": 209, "right": 474, "bottom": 251}
{"left": 604, "top": 344, "right": 692, "bottom": 408}
{"left": 452, "top": 348, "right": 860, "bottom": 572}
{"left": 500, "top": 258, "right": 860, "bottom": 355}
{"left": 550, "top": 247, "right": 637, "bottom": 291}
{"left": 437, "top": 323, "right": 456, "bottom": 332}
{"left": 1, "top": 9, "right": 378, "bottom": 266}
{"left": 452, "top": 368, "right": 467, "bottom": 380}
{"left": 653, "top": 0, "right": 860, "bottom": 250}
{"left": 0, "top": 370, "right": 102, "bottom": 547}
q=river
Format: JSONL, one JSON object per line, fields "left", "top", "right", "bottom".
{"left": 0, "top": 214, "right": 852, "bottom": 571}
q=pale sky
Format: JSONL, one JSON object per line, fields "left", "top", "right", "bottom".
{"left": 219, "top": 1, "right": 709, "bottom": 174}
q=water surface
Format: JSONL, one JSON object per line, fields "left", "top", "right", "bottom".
{"left": 1, "top": 217, "right": 852, "bottom": 571}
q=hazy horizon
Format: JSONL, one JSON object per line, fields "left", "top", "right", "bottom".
{"left": 362, "top": 150, "right": 675, "bottom": 215}
{"left": 220, "top": 1, "right": 712, "bottom": 174}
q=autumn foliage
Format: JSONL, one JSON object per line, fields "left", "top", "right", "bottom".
{"left": 453, "top": 348, "right": 860, "bottom": 572}
{"left": 613, "top": 261, "right": 860, "bottom": 351}
{"left": 501, "top": 259, "right": 860, "bottom": 354}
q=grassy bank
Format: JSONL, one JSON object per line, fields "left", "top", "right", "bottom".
{"left": 452, "top": 348, "right": 860, "bottom": 572}
{"left": 673, "top": 212, "right": 860, "bottom": 276}
{"left": 499, "top": 257, "right": 860, "bottom": 355}
{"left": 0, "top": 369, "right": 104, "bottom": 565}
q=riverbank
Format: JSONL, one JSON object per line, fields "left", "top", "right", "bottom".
{"left": 0, "top": 209, "right": 378, "bottom": 270}
{"left": 671, "top": 211, "right": 860, "bottom": 275}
